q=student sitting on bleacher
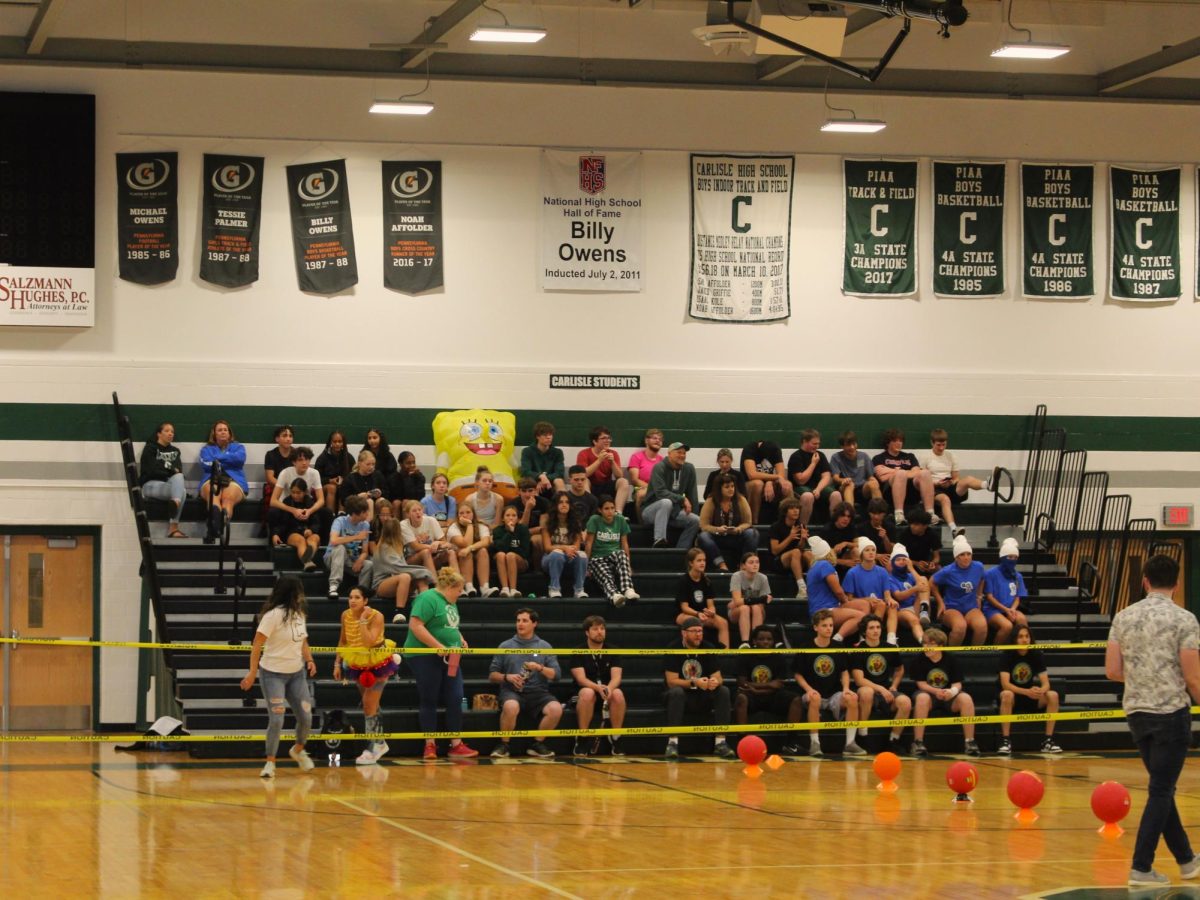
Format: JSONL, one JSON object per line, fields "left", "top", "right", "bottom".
{"left": 325, "top": 494, "right": 373, "bottom": 601}
{"left": 268, "top": 446, "right": 325, "bottom": 539}
{"left": 786, "top": 428, "right": 840, "bottom": 527}
{"left": 841, "top": 537, "right": 898, "bottom": 645}
{"left": 819, "top": 502, "right": 860, "bottom": 570}
{"left": 768, "top": 498, "right": 809, "bottom": 600}
{"left": 642, "top": 442, "right": 701, "bottom": 550}
{"left": 271, "top": 478, "right": 320, "bottom": 572}
{"left": 262, "top": 425, "right": 295, "bottom": 527}
{"left": 850, "top": 614, "right": 911, "bottom": 754}
{"left": 792, "top": 608, "right": 867, "bottom": 757}
{"left": 663, "top": 616, "right": 736, "bottom": 760}
{"left": 873, "top": 428, "right": 935, "bottom": 528}
{"left": 506, "top": 477, "right": 550, "bottom": 557}
{"left": 339, "top": 450, "right": 387, "bottom": 510}
{"left": 702, "top": 448, "right": 747, "bottom": 500}
{"left": 577, "top": 426, "right": 631, "bottom": 517}
{"left": 924, "top": 427, "right": 997, "bottom": 539}
{"left": 199, "top": 419, "right": 247, "bottom": 542}
{"left": 139, "top": 421, "right": 187, "bottom": 538}
{"left": 520, "top": 420, "right": 566, "bottom": 498}
{"left": 421, "top": 472, "right": 457, "bottom": 524}
{"left": 896, "top": 508, "right": 942, "bottom": 576}
{"left": 314, "top": 430, "right": 352, "bottom": 514}
{"left": 856, "top": 498, "right": 896, "bottom": 559}
{"left": 491, "top": 504, "right": 532, "bottom": 598}
{"left": 373, "top": 515, "right": 432, "bottom": 623}
{"left": 586, "top": 497, "right": 639, "bottom": 608}
{"left": 489, "top": 608, "right": 563, "bottom": 759}
{"left": 388, "top": 450, "right": 426, "bottom": 517}
{"left": 464, "top": 466, "right": 503, "bottom": 530}
{"left": 729, "top": 552, "right": 772, "bottom": 649}
{"left": 736, "top": 625, "right": 804, "bottom": 753}
{"left": 361, "top": 428, "right": 397, "bottom": 481}
{"left": 829, "top": 430, "right": 881, "bottom": 509}
{"left": 931, "top": 535, "right": 988, "bottom": 646}
{"left": 996, "top": 624, "right": 1062, "bottom": 754}
{"left": 984, "top": 537, "right": 1029, "bottom": 645}
{"left": 804, "top": 536, "right": 865, "bottom": 643}
{"left": 446, "top": 503, "right": 494, "bottom": 598}
{"left": 674, "top": 547, "right": 730, "bottom": 649}
{"left": 540, "top": 491, "right": 588, "bottom": 599}
{"left": 697, "top": 473, "right": 757, "bottom": 572}
{"left": 627, "top": 427, "right": 665, "bottom": 519}
{"left": 566, "top": 465, "right": 600, "bottom": 526}
{"left": 887, "top": 544, "right": 931, "bottom": 642}
{"left": 741, "top": 438, "right": 793, "bottom": 524}
{"left": 908, "top": 626, "right": 980, "bottom": 758}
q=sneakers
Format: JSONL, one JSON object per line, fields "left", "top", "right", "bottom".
{"left": 573, "top": 738, "right": 590, "bottom": 757}
{"left": 462, "top": 583, "right": 478, "bottom": 597}
{"left": 548, "top": 587, "right": 563, "bottom": 599}
{"left": 611, "top": 592, "right": 626, "bottom": 608}
{"left": 288, "top": 746, "right": 315, "bottom": 771}
{"left": 574, "top": 589, "right": 588, "bottom": 598}
{"left": 328, "top": 587, "right": 340, "bottom": 601}
{"left": 423, "top": 741, "right": 438, "bottom": 760}
{"left": 918, "top": 607, "right": 932, "bottom": 628}
{"left": 623, "top": 587, "right": 640, "bottom": 602}
{"left": 781, "top": 743, "right": 803, "bottom": 756}
{"left": 490, "top": 743, "right": 510, "bottom": 759}
{"left": 448, "top": 742, "right": 479, "bottom": 759}
{"left": 355, "top": 747, "right": 378, "bottom": 766}
{"left": 929, "top": 513, "right": 942, "bottom": 526}
{"left": 997, "top": 737, "right": 1012, "bottom": 755}
{"left": 664, "top": 742, "right": 680, "bottom": 760}
{"left": 808, "top": 745, "right": 824, "bottom": 759}
{"left": 888, "top": 737, "right": 904, "bottom": 755}
{"left": 795, "top": 581, "right": 808, "bottom": 601}
{"left": 1041, "top": 737, "right": 1063, "bottom": 754}
{"left": 260, "top": 760, "right": 276, "bottom": 779}
{"left": 481, "top": 585, "right": 499, "bottom": 598}
{"left": 607, "top": 737, "right": 625, "bottom": 757}
{"left": 1128, "top": 869, "right": 1170, "bottom": 886}
{"left": 1179, "top": 854, "right": 1200, "bottom": 880}
{"left": 911, "top": 740, "right": 928, "bottom": 758}
{"left": 894, "top": 513, "right": 906, "bottom": 527}
{"left": 527, "top": 742, "right": 555, "bottom": 759}
{"left": 965, "top": 739, "right": 981, "bottom": 757}
{"left": 951, "top": 526, "right": 965, "bottom": 538}
{"left": 843, "top": 743, "right": 868, "bottom": 757}
{"left": 392, "top": 611, "right": 407, "bottom": 624}
{"left": 652, "top": 538, "right": 669, "bottom": 549}
{"left": 738, "top": 642, "right": 751, "bottom": 650}
{"left": 714, "top": 742, "right": 737, "bottom": 760}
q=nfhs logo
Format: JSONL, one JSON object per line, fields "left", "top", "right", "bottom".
{"left": 813, "top": 655, "right": 835, "bottom": 677}
{"left": 298, "top": 168, "right": 339, "bottom": 201}
{"left": 579, "top": 155, "right": 606, "bottom": 195}
{"left": 212, "top": 162, "right": 257, "bottom": 193}
{"left": 126, "top": 158, "right": 170, "bottom": 191}
{"left": 866, "top": 653, "right": 887, "bottom": 676}
{"left": 391, "top": 167, "right": 434, "bottom": 199}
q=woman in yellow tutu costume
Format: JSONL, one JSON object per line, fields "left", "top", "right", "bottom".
{"left": 332, "top": 586, "right": 400, "bottom": 765}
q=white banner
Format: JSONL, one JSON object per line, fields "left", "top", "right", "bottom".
{"left": 689, "top": 154, "right": 792, "bottom": 322}
{"left": 540, "top": 150, "right": 643, "bottom": 292}
{"left": 0, "top": 266, "right": 94, "bottom": 327}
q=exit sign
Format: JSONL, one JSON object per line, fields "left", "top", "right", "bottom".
{"left": 1162, "top": 504, "right": 1194, "bottom": 527}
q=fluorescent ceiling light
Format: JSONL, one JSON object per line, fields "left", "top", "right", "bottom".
{"left": 991, "top": 42, "right": 1070, "bottom": 59}
{"left": 369, "top": 100, "right": 434, "bottom": 115}
{"left": 469, "top": 25, "right": 546, "bottom": 43}
{"left": 820, "top": 118, "right": 886, "bottom": 134}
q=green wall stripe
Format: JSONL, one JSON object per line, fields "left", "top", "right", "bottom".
{"left": 1, "top": 403, "right": 1197, "bottom": 453}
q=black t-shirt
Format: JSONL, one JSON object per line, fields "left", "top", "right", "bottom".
{"left": 872, "top": 450, "right": 920, "bottom": 473}
{"left": 663, "top": 639, "right": 723, "bottom": 680}
{"left": 739, "top": 652, "right": 789, "bottom": 687}
{"left": 339, "top": 471, "right": 388, "bottom": 506}
{"left": 389, "top": 470, "right": 426, "bottom": 502}
{"left": 852, "top": 640, "right": 900, "bottom": 688}
{"left": 786, "top": 448, "right": 831, "bottom": 488}
{"left": 264, "top": 447, "right": 294, "bottom": 480}
{"left": 569, "top": 643, "right": 620, "bottom": 687}
{"left": 675, "top": 572, "right": 714, "bottom": 613}
{"left": 567, "top": 491, "right": 599, "bottom": 528}
{"left": 314, "top": 448, "right": 351, "bottom": 483}
{"left": 507, "top": 495, "right": 551, "bottom": 530}
{"left": 908, "top": 652, "right": 964, "bottom": 690}
{"left": 897, "top": 525, "right": 942, "bottom": 564}
{"left": 741, "top": 441, "right": 783, "bottom": 476}
{"left": 768, "top": 519, "right": 805, "bottom": 556}
{"left": 793, "top": 638, "right": 845, "bottom": 698}
{"left": 856, "top": 518, "right": 897, "bottom": 547}
{"left": 822, "top": 521, "right": 858, "bottom": 557}
{"left": 1000, "top": 648, "right": 1046, "bottom": 689}
{"left": 704, "top": 468, "right": 748, "bottom": 499}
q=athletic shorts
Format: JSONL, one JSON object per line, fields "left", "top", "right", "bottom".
{"left": 921, "top": 695, "right": 959, "bottom": 715}
{"left": 986, "top": 607, "right": 1016, "bottom": 622}
{"left": 499, "top": 688, "right": 558, "bottom": 718}
{"left": 819, "top": 692, "right": 846, "bottom": 717}
{"left": 933, "top": 483, "right": 964, "bottom": 505}
{"left": 1011, "top": 691, "right": 1042, "bottom": 713}
{"left": 797, "top": 484, "right": 838, "bottom": 501}
{"left": 744, "top": 689, "right": 799, "bottom": 716}
{"left": 591, "top": 480, "right": 617, "bottom": 499}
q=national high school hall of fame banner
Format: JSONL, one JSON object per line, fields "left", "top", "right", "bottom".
{"left": 1110, "top": 166, "right": 1180, "bottom": 302}
{"left": 842, "top": 159, "right": 917, "bottom": 297}
{"left": 933, "top": 161, "right": 1005, "bottom": 298}
{"left": 115, "top": 152, "right": 178, "bottom": 285}
{"left": 689, "top": 154, "right": 793, "bottom": 322}
{"left": 382, "top": 161, "right": 443, "bottom": 294}
{"left": 285, "top": 159, "right": 358, "bottom": 294}
{"left": 201, "top": 154, "right": 264, "bottom": 288}
{"left": 1021, "top": 164, "right": 1093, "bottom": 299}
{"left": 540, "top": 150, "right": 643, "bottom": 292}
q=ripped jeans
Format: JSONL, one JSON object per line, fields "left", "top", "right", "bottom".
{"left": 259, "top": 666, "right": 313, "bottom": 758}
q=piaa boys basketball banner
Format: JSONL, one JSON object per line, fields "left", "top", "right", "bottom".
{"left": 382, "top": 161, "right": 443, "bottom": 294}
{"left": 286, "top": 159, "right": 358, "bottom": 294}
{"left": 933, "top": 161, "right": 1005, "bottom": 298}
{"left": 689, "top": 154, "right": 792, "bottom": 322}
{"left": 1110, "top": 166, "right": 1180, "bottom": 302}
{"left": 115, "top": 152, "right": 178, "bottom": 285}
{"left": 540, "top": 150, "right": 643, "bottom": 292}
{"left": 200, "top": 154, "right": 264, "bottom": 288}
{"left": 842, "top": 159, "right": 917, "bottom": 297}
{"left": 1021, "top": 164, "right": 1094, "bottom": 299}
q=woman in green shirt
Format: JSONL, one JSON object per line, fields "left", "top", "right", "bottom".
{"left": 585, "top": 497, "right": 640, "bottom": 608}
{"left": 404, "top": 567, "right": 478, "bottom": 761}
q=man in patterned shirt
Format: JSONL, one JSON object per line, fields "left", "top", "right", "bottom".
{"left": 1106, "top": 554, "right": 1200, "bottom": 886}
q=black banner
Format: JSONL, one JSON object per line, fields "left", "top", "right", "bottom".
{"left": 286, "top": 159, "right": 358, "bottom": 294}
{"left": 1021, "top": 164, "right": 1094, "bottom": 299}
{"left": 932, "top": 161, "right": 1005, "bottom": 298}
{"left": 842, "top": 159, "right": 917, "bottom": 297}
{"left": 116, "top": 152, "right": 177, "bottom": 284}
{"left": 1110, "top": 166, "right": 1180, "bottom": 302}
{"left": 382, "top": 161, "right": 443, "bottom": 293}
{"left": 200, "top": 154, "right": 264, "bottom": 288}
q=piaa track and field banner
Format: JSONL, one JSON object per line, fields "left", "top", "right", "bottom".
{"left": 285, "top": 159, "right": 358, "bottom": 294}
{"left": 115, "top": 152, "right": 178, "bottom": 285}
{"left": 1110, "top": 166, "right": 1180, "bottom": 302}
{"left": 200, "top": 154, "right": 264, "bottom": 288}
{"left": 689, "top": 154, "right": 792, "bottom": 322}
{"left": 382, "top": 161, "right": 443, "bottom": 294}
{"left": 933, "top": 161, "right": 1005, "bottom": 298}
{"left": 1021, "top": 164, "right": 1094, "bottom": 299}
{"left": 842, "top": 159, "right": 917, "bottom": 297}
{"left": 540, "top": 150, "right": 643, "bottom": 292}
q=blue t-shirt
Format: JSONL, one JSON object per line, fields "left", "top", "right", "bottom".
{"left": 842, "top": 564, "right": 891, "bottom": 601}
{"left": 933, "top": 560, "right": 986, "bottom": 612}
{"left": 983, "top": 566, "right": 1027, "bottom": 614}
{"left": 806, "top": 559, "right": 841, "bottom": 613}
{"left": 421, "top": 493, "right": 457, "bottom": 523}
{"left": 888, "top": 568, "right": 917, "bottom": 608}
{"left": 325, "top": 514, "right": 371, "bottom": 561}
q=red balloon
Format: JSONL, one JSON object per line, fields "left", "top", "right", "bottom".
{"left": 873, "top": 751, "right": 901, "bottom": 782}
{"left": 946, "top": 761, "right": 978, "bottom": 795}
{"left": 358, "top": 670, "right": 376, "bottom": 688}
{"left": 1091, "top": 781, "right": 1131, "bottom": 824}
{"left": 1007, "top": 770, "right": 1045, "bottom": 810}
{"left": 737, "top": 735, "right": 767, "bottom": 767}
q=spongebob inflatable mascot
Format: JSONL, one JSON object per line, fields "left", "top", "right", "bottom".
{"left": 433, "top": 409, "right": 520, "bottom": 503}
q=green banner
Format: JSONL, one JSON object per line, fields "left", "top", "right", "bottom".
{"left": 1021, "top": 164, "right": 1093, "bottom": 299}
{"left": 933, "top": 161, "right": 1005, "bottom": 298}
{"left": 842, "top": 159, "right": 917, "bottom": 297}
{"left": 1110, "top": 166, "right": 1180, "bottom": 301}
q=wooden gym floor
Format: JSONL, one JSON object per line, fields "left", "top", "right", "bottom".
{"left": 3, "top": 743, "right": 1200, "bottom": 898}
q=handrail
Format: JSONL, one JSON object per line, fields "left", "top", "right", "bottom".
{"left": 228, "top": 557, "right": 247, "bottom": 645}
{"left": 1077, "top": 561, "right": 1099, "bottom": 640}
{"left": 985, "top": 466, "right": 1015, "bottom": 548}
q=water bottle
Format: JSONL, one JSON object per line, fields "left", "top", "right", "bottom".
{"left": 602, "top": 699, "right": 610, "bottom": 720}
{"left": 461, "top": 696, "right": 469, "bottom": 712}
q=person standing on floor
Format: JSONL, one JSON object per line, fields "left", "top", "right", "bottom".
{"left": 1106, "top": 554, "right": 1200, "bottom": 887}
